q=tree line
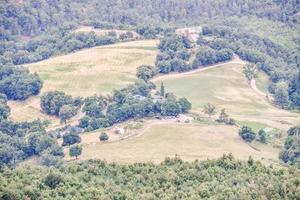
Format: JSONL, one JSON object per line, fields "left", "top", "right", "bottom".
{"left": 40, "top": 80, "right": 192, "bottom": 132}
{"left": 0, "top": 154, "right": 299, "bottom": 200}
{"left": 197, "top": 21, "right": 300, "bottom": 110}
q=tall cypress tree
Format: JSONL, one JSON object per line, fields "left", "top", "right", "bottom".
{"left": 160, "top": 82, "right": 165, "bottom": 97}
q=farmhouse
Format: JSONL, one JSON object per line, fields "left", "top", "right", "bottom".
{"left": 175, "top": 27, "right": 202, "bottom": 42}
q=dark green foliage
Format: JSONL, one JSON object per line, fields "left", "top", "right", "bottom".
{"left": 79, "top": 81, "right": 191, "bottom": 132}
{"left": 280, "top": 125, "right": 300, "bottom": 168}
{"left": 58, "top": 105, "right": 78, "bottom": 124}
{"left": 156, "top": 35, "right": 192, "bottom": 74}
{"left": 40, "top": 152, "right": 63, "bottom": 167}
{"left": 78, "top": 116, "right": 91, "bottom": 129}
{"left": 0, "top": 94, "right": 10, "bottom": 121}
{"left": 239, "top": 126, "right": 256, "bottom": 143}
{"left": 160, "top": 82, "right": 165, "bottom": 97}
{"left": 1, "top": 155, "right": 299, "bottom": 199}
{"left": 0, "top": 120, "right": 62, "bottom": 167}
{"left": 43, "top": 172, "right": 64, "bottom": 189}
{"left": 99, "top": 132, "right": 109, "bottom": 141}
{"left": 178, "top": 97, "right": 192, "bottom": 113}
{"left": 192, "top": 46, "right": 233, "bottom": 68}
{"left": 136, "top": 65, "right": 156, "bottom": 81}
{"left": 161, "top": 94, "right": 181, "bottom": 116}
{"left": 40, "top": 91, "right": 81, "bottom": 116}
{"left": 82, "top": 95, "right": 106, "bottom": 118}
{"left": 0, "top": 66, "right": 42, "bottom": 100}
{"left": 69, "top": 145, "right": 82, "bottom": 159}
{"left": 258, "top": 129, "right": 268, "bottom": 144}
{"left": 62, "top": 132, "right": 81, "bottom": 146}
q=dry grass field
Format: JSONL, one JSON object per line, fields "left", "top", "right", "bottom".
{"left": 65, "top": 122, "right": 280, "bottom": 165}
{"left": 8, "top": 40, "right": 158, "bottom": 123}
{"left": 153, "top": 63, "right": 300, "bottom": 131}
{"left": 25, "top": 39, "right": 158, "bottom": 96}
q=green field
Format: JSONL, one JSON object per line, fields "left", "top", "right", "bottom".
{"left": 153, "top": 63, "right": 300, "bottom": 130}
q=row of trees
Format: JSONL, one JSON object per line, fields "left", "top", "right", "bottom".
{"left": 78, "top": 81, "right": 191, "bottom": 132}
{"left": 1, "top": 154, "right": 299, "bottom": 199}
{"left": 192, "top": 46, "right": 233, "bottom": 67}
{"left": 1, "top": 31, "right": 117, "bottom": 66}
{"left": 239, "top": 126, "right": 268, "bottom": 143}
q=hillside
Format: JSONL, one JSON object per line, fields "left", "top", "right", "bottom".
{"left": 0, "top": 1, "right": 299, "bottom": 199}
{"left": 2, "top": 156, "right": 299, "bottom": 200}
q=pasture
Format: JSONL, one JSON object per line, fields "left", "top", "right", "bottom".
{"left": 9, "top": 40, "right": 158, "bottom": 123}
{"left": 153, "top": 63, "right": 300, "bottom": 131}
{"left": 66, "top": 122, "right": 280, "bottom": 165}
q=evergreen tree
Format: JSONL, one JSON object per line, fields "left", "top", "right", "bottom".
{"left": 160, "top": 82, "right": 165, "bottom": 97}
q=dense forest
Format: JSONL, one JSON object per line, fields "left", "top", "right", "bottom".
{"left": 0, "top": 155, "right": 299, "bottom": 200}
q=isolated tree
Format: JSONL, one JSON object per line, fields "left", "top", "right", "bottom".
{"left": 258, "top": 129, "right": 267, "bottom": 143}
{"left": 69, "top": 145, "right": 82, "bottom": 159}
{"left": 160, "top": 82, "right": 165, "bottom": 97}
{"left": 203, "top": 103, "right": 216, "bottom": 118}
{"left": 217, "top": 109, "right": 229, "bottom": 123}
{"left": 59, "top": 105, "right": 77, "bottom": 124}
{"left": 99, "top": 132, "right": 109, "bottom": 141}
{"left": 62, "top": 132, "right": 81, "bottom": 146}
{"left": 243, "top": 63, "right": 258, "bottom": 81}
{"left": 136, "top": 65, "right": 156, "bottom": 81}
{"left": 239, "top": 126, "right": 256, "bottom": 143}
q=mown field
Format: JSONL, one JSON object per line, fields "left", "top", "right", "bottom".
{"left": 8, "top": 40, "right": 158, "bottom": 123}
{"left": 66, "top": 122, "right": 280, "bottom": 165}
{"left": 153, "top": 63, "right": 300, "bottom": 131}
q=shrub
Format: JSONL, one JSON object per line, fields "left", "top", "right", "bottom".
{"left": 239, "top": 126, "right": 256, "bottom": 143}
{"left": 99, "top": 132, "right": 109, "bottom": 141}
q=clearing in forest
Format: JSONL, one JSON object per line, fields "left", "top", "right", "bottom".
{"left": 8, "top": 40, "right": 158, "bottom": 123}
{"left": 66, "top": 122, "right": 280, "bottom": 165}
{"left": 153, "top": 63, "right": 300, "bottom": 131}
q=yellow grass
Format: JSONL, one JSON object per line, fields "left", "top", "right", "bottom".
{"left": 65, "top": 122, "right": 280, "bottom": 165}
{"left": 25, "top": 40, "right": 158, "bottom": 96}
{"left": 153, "top": 63, "right": 300, "bottom": 131}
{"left": 9, "top": 40, "right": 158, "bottom": 123}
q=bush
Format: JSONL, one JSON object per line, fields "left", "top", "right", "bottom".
{"left": 99, "top": 132, "right": 109, "bottom": 141}
{"left": 258, "top": 129, "right": 267, "bottom": 143}
{"left": 239, "top": 126, "right": 256, "bottom": 143}
{"left": 62, "top": 132, "right": 81, "bottom": 146}
{"left": 136, "top": 65, "right": 156, "bottom": 81}
{"left": 69, "top": 145, "right": 82, "bottom": 159}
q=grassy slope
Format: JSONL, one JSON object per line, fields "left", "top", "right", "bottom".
{"left": 153, "top": 63, "right": 300, "bottom": 130}
{"left": 8, "top": 40, "right": 158, "bottom": 123}
{"left": 66, "top": 122, "right": 280, "bottom": 165}
{"left": 25, "top": 40, "right": 158, "bottom": 96}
